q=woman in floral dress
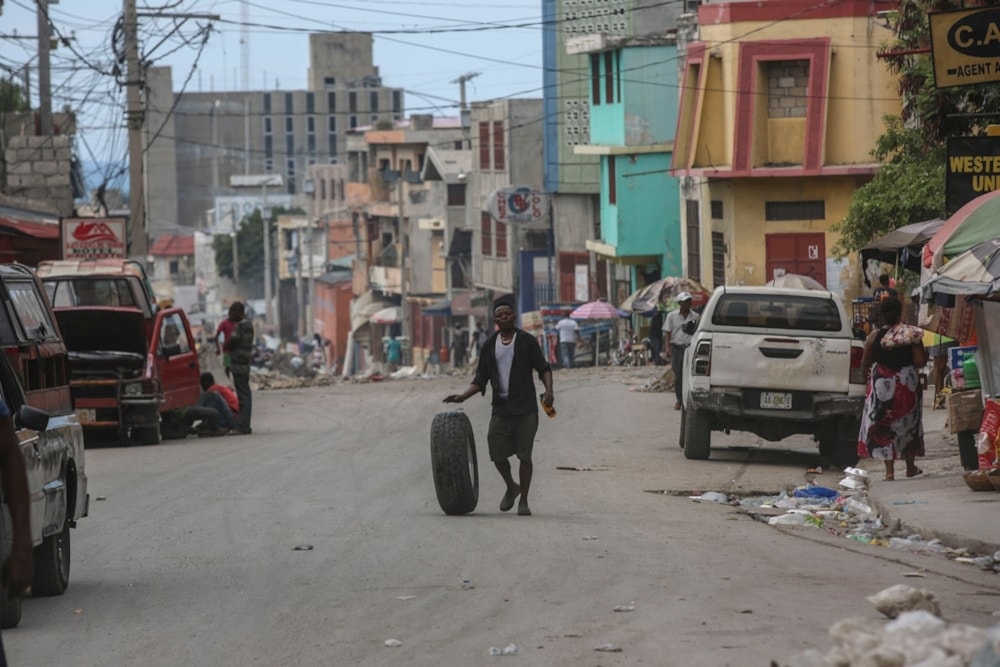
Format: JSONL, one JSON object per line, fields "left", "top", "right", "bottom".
{"left": 858, "top": 296, "right": 927, "bottom": 480}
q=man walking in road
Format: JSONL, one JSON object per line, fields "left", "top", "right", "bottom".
{"left": 555, "top": 313, "right": 580, "bottom": 369}
{"left": 443, "top": 295, "right": 553, "bottom": 516}
{"left": 663, "top": 292, "right": 700, "bottom": 411}
{"left": 224, "top": 301, "right": 254, "bottom": 435}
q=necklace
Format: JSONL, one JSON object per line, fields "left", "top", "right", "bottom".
{"left": 500, "top": 332, "right": 514, "bottom": 344}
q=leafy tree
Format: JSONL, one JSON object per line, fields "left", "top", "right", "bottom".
{"left": 212, "top": 206, "right": 306, "bottom": 297}
{"left": 0, "top": 79, "right": 29, "bottom": 113}
{"left": 833, "top": 0, "right": 1000, "bottom": 255}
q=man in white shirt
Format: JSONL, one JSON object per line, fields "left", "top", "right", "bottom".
{"left": 554, "top": 315, "right": 581, "bottom": 369}
{"left": 663, "top": 292, "right": 700, "bottom": 410}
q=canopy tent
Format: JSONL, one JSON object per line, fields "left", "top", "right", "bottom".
{"left": 764, "top": 273, "right": 826, "bottom": 290}
{"left": 860, "top": 218, "right": 945, "bottom": 281}
{"left": 622, "top": 276, "right": 711, "bottom": 314}
{"left": 570, "top": 300, "right": 623, "bottom": 320}
{"left": 923, "top": 238, "right": 1000, "bottom": 298}
{"left": 421, "top": 299, "right": 452, "bottom": 317}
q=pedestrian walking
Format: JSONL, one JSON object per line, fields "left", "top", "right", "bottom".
{"left": 385, "top": 334, "right": 402, "bottom": 372}
{"left": 451, "top": 323, "right": 469, "bottom": 369}
{"left": 663, "top": 292, "right": 700, "bottom": 410}
{"left": 0, "top": 398, "right": 32, "bottom": 664}
{"left": 215, "top": 307, "right": 238, "bottom": 378}
{"left": 648, "top": 309, "right": 664, "bottom": 365}
{"left": 554, "top": 314, "right": 580, "bottom": 369}
{"left": 858, "top": 296, "right": 926, "bottom": 481}
{"left": 443, "top": 295, "right": 554, "bottom": 516}
{"left": 224, "top": 301, "right": 254, "bottom": 435}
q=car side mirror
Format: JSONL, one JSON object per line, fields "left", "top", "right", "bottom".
{"left": 16, "top": 404, "right": 49, "bottom": 432}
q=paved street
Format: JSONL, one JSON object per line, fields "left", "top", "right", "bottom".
{"left": 9, "top": 367, "right": 1000, "bottom": 666}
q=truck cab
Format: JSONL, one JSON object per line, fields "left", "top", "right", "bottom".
{"left": 36, "top": 259, "right": 201, "bottom": 445}
{"left": 0, "top": 263, "right": 88, "bottom": 628}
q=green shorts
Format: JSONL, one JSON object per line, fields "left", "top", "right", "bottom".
{"left": 487, "top": 412, "right": 539, "bottom": 462}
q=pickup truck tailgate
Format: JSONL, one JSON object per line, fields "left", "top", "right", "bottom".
{"left": 709, "top": 332, "right": 851, "bottom": 393}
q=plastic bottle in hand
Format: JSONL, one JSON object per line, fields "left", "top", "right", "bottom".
{"left": 540, "top": 394, "right": 556, "bottom": 418}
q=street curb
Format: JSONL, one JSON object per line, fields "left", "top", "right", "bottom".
{"left": 868, "top": 493, "right": 1000, "bottom": 558}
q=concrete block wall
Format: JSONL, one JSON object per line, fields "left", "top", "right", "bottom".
{"left": 4, "top": 135, "right": 74, "bottom": 215}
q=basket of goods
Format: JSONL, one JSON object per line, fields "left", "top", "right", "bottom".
{"left": 987, "top": 468, "right": 1000, "bottom": 492}
{"left": 963, "top": 469, "right": 995, "bottom": 492}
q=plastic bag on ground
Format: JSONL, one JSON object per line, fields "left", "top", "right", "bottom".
{"left": 867, "top": 584, "right": 941, "bottom": 619}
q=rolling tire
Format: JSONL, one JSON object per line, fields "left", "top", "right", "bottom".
{"left": 32, "top": 522, "right": 70, "bottom": 597}
{"left": 0, "top": 588, "right": 20, "bottom": 629}
{"left": 682, "top": 407, "right": 711, "bottom": 460}
{"left": 430, "top": 411, "right": 479, "bottom": 515}
{"left": 134, "top": 425, "right": 162, "bottom": 446}
{"left": 678, "top": 408, "right": 686, "bottom": 448}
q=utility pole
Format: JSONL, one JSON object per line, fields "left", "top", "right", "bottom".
{"left": 36, "top": 0, "right": 52, "bottom": 135}
{"left": 262, "top": 183, "right": 273, "bottom": 324}
{"left": 450, "top": 71, "right": 480, "bottom": 149}
{"left": 124, "top": 0, "right": 147, "bottom": 258}
{"left": 398, "top": 174, "right": 410, "bottom": 361}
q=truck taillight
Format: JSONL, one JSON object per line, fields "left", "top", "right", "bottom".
{"left": 850, "top": 345, "right": 865, "bottom": 384}
{"left": 693, "top": 340, "right": 712, "bottom": 376}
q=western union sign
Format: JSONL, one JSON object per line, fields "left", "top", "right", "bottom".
{"left": 930, "top": 7, "right": 1000, "bottom": 88}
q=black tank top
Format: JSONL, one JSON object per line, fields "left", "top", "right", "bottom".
{"left": 874, "top": 327, "right": 913, "bottom": 370}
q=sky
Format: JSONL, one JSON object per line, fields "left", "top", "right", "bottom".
{"left": 0, "top": 0, "right": 545, "bottom": 191}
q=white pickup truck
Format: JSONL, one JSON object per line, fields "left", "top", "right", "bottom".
{"left": 680, "top": 286, "right": 866, "bottom": 468}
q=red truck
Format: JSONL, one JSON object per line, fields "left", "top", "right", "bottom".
{"left": 36, "top": 259, "right": 201, "bottom": 445}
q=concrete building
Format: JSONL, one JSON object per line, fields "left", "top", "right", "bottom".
{"left": 344, "top": 115, "right": 465, "bottom": 368}
{"left": 467, "top": 99, "right": 553, "bottom": 314}
{"left": 542, "top": 0, "right": 685, "bottom": 300}
{"left": 144, "top": 32, "right": 404, "bottom": 238}
{"left": 569, "top": 33, "right": 684, "bottom": 302}
{"left": 671, "top": 0, "right": 900, "bottom": 297}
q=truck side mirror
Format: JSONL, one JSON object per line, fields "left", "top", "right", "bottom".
{"left": 16, "top": 404, "right": 49, "bottom": 432}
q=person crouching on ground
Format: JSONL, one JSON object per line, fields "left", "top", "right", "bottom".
{"left": 858, "top": 296, "right": 926, "bottom": 481}
{"left": 443, "top": 295, "right": 553, "bottom": 516}
{"left": 199, "top": 372, "right": 240, "bottom": 434}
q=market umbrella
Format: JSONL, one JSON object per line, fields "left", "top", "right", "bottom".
{"left": 570, "top": 300, "right": 621, "bottom": 320}
{"left": 629, "top": 276, "right": 711, "bottom": 313}
{"left": 923, "top": 238, "right": 1000, "bottom": 298}
{"left": 764, "top": 273, "right": 826, "bottom": 290}
{"left": 923, "top": 189, "right": 1000, "bottom": 270}
{"left": 370, "top": 306, "right": 402, "bottom": 324}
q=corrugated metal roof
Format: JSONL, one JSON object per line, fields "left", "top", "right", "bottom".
{"left": 149, "top": 235, "right": 195, "bottom": 256}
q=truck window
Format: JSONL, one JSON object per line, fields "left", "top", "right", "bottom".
{"left": 8, "top": 282, "right": 57, "bottom": 340}
{"left": 159, "top": 314, "right": 191, "bottom": 356}
{"left": 48, "top": 279, "right": 137, "bottom": 308}
{"left": 712, "top": 295, "right": 841, "bottom": 332}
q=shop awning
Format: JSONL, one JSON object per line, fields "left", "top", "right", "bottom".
{"left": 421, "top": 299, "right": 451, "bottom": 316}
{"left": 350, "top": 292, "right": 393, "bottom": 332}
{"left": 0, "top": 217, "right": 60, "bottom": 239}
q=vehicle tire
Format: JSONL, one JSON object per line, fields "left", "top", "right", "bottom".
{"left": 32, "top": 522, "right": 70, "bottom": 597}
{"left": 819, "top": 436, "right": 860, "bottom": 470}
{"left": 682, "top": 408, "right": 711, "bottom": 460}
{"left": 133, "top": 424, "right": 162, "bottom": 445}
{"left": 0, "top": 588, "right": 20, "bottom": 629}
{"left": 678, "top": 408, "right": 686, "bottom": 448}
{"left": 430, "top": 411, "right": 479, "bottom": 515}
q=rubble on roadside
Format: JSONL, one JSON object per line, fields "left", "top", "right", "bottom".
{"left": 629, "top": 368, "right": 674, "bottom": 393}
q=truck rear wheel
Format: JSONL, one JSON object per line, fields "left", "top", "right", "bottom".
{"left": 683, "top": 408, "right": 711, "bottom": 460}
{"left": 133, "top": 424, "right": 162, "bottom": 445}
{"left": 32, "top": 522, "right": 70, "bottom": 596}
{"left": 430, "top": 411, "right": 479, "bottom": 515}
{"left": 819, "top": 436, "right": 860, "bottom": 470}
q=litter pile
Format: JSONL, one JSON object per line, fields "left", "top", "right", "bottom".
{"left": 629, "top": 368, "right": 674, "bottom": 393}
{"left": 695, "top": 467, "right": 1000, "bottom": 574}
{"left": 782, "top": 585, "right": 1000, "bottom": 666}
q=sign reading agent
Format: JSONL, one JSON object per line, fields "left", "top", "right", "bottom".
{"left": 930, "top": 7, "right": 1000, "bottom": 88}
{"left": 61, "top": 218, "right": 127, "bottom": 259}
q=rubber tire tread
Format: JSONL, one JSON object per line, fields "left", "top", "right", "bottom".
{"left": 682, "top": 407, "right": 711, "bottom": 460}
{"left": 430, "top": 411, "right": 479, "bottom": 515}
{"left": 0, "top": 588, "right": 20, "bottom": 629}
{"left": 32, "top": 523, "right": 70, "bottom": 597}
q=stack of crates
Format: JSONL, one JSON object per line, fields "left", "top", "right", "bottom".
{"left": 851, "top": 297, "right": 880, "bottom": 333}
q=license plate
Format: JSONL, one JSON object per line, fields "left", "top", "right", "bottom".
{"left": 75, "top": 409, "right": 96, "bottom": 424}
{"left": 760, "top": 392, "right": 792, "bottom": 409}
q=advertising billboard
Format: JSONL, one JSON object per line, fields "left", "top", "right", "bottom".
{"left": 60, "top": 218, "right": 127, "bottom": 259}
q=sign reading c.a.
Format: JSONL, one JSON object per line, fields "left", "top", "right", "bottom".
{"left": 930, "top": 8, "right": 1000, "bottom": 89}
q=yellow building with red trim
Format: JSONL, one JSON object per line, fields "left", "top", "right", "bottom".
{"left": 671, "top": 0, "right": 901, "bottom": 296}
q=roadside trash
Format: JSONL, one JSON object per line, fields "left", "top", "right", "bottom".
{"left": 839, "top": 467, "right": 870, "bottom": 491}
{"left": 902, "top": 572, "right": 925, "bottom": 578}
{"left": 292, "top": 544, "right": 314, "bottom": 551}
{"left": 461, "top": 579, "right": 474, "bottom": 589}
{"left": 556, "top": 466, "right": 608, "bottom": 472}
{"left": 738, "top": 494, "right": 785, "bottom": 508}
{"left": 395, "top": 595, "right": 416, "bottom": 600}
{"left": 844, "top": 497, "right": 873, "bottom": 517}
{"left": 768, "top": 513, "right": 814, "bottom": 526}
{"left": 955, "top": 555, "right": 996, "bottom": 570}
{"left": 891, "top": 499, "right": 925, "bottom": 505}
{"left": 73, "top": 608, "right": 83, "bottom": 614}
{"left": 583, "top": 536, "right": 598, "bottom": 540}
{"left": 868, "top": 584, "right": 941, "bottom": 619}
{"left": 488, "top": 644, "right": 518, "bottom": 656}
{"left": 691, "top": 491, "right": 728, "bottom": 503}
{"left": 384, "top": 639, "right": 403, "bottom": 647}
{"left": 806, "top": 467, "right": 822, "bottom": 474}
{"left": 613, "top": 602, "right": 637, "bottom": 612}
{"left": 95, "top": 496, "right": 107, "bottom": 501}
{"left": 793, "top": 485, "right": 839, "bottom": 499}
{"left": 594, "top": 644, "right": 623, "bottom": 653}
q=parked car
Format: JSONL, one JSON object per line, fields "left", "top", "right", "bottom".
{"left": 681, "top": 286, "right": 866, "bottom": 468}
{"left": 0, "top": 263, "right": 88, "bottom": 628}
{"left": 36, "top": 259, "right": 201, "bottom": 445}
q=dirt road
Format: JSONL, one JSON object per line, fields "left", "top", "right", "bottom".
{"left": 9, "top": 366, "right": 1000, "bottom": 665}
